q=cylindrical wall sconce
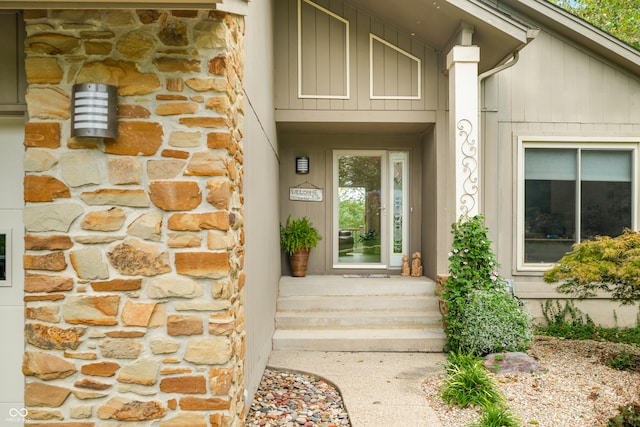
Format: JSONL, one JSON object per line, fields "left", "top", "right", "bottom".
{"left": 295, "top": 156, "right": 309, "bottom": 174}
{"left": 71, "top": 83, "right": 118, "bottom": 138}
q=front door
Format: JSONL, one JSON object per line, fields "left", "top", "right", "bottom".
{"left": 333, "top": 150, "right": 409, "bottom": 269}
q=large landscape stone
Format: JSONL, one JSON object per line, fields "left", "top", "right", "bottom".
{"left": 483, "top": 352, "right": 548, "bottom": 374}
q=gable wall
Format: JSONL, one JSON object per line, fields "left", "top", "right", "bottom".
{"left": 482, "top": 29, "right": 640, "bottom": 326}
{"left": 274, "top": 0, "right": 439, "bottom": 115}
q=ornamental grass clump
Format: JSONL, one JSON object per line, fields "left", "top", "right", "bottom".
{"left": 443, "top": 215, "right": 532, "bottom": 354}
{"left": 440, "top": 353, "right": 501, "bottom": 409}
{"left": 473, "top": 403, "right": 521, "bottom": 427}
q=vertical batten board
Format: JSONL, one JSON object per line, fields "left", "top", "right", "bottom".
{"left": 369, "top": 19, "right": 385, "bottom": 110}
{"left": 588, "top": 57, "right": 605, "bottom": 123}
{"left": 329, "top": 0, "right": 347, "bottom": 109}
{"left": 338, "top": 2, "right": 358, "bottom": 110}
{"left": 298, "top": 0, "right": 349, "bottom": 100}
{"left": 510, "top": 59, "right": 526, "bottom": 123}
{"left": 279, "top": 0, "right": 303, "bottom": 110}
{"left": 382, "top": 28, "right": 399, "bottom": 110}
{"left": 299, "top": 0, "right": 318, "bottom": 108}
{"left": 0, "top": 13, "right": 19, "bottom": 108}
{"left": 423, "top": 44, "right": 438, "bottom": 111}
{"left": 565, "top": 41, "right": 586, "bottom": 124}
{"left": 536, "top": 31, "right": 552, "bottom": 123}
{"left": 355, "top": 9, "right": 371, "bottom": 110}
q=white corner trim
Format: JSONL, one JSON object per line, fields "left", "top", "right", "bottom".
{"left": 297, "top": 0, "right": 350, "bottom": 100}
{"left": 369, "top": 33, "right": 422, "bottom": 100}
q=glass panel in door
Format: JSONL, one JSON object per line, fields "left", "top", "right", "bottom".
{"left": 389, "top": 152, "right": 408, "bottom": 267}
{"left": 335, "top": 152, "right": 385, "bottom": 266}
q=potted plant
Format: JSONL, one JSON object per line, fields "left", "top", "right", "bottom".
{"left": 280, "top": 215, "right": 321, "bottom": 277}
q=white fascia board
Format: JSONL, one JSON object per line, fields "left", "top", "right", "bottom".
{"left": 508, "top": 0, "right": 640, "bottom": 72}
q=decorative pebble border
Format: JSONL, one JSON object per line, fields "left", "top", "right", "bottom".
{"left": 247, "top": 368, "right": 351, "bottom": 427}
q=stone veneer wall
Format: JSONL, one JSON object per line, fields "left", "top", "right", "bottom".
{"left": 21, "top": 9, "right": 246, "bottom": 427}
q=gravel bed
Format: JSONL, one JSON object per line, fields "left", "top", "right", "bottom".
{"left": 422, "top": 336, "right": 640, "bottom": 427}
{"left": 246, "top": 368, "right": 351, "bottom": 427}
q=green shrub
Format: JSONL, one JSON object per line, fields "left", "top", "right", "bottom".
{"left": 440, "top": 353, "right": 502, "bottom": 409}
{"left": 458, "top": 289, "right": 533, "bottom": 356}
{"left": 473, "top": 403, "right": 520, "bottom": 427}
{"left": 608, "top": 349, "right": 640, "bottom": 371}
{"left": 443, "top": 215, "right": 506, "bottom": 351}
{"left": 543, "top": 230, "right": 640, "bottom": 305}
{"left": 608, "top": 404, "right": 640, "bottom": 427}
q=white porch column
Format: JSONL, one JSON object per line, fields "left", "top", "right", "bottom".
{"left": 447, "top": 45, "right": 480, "bottom": 218}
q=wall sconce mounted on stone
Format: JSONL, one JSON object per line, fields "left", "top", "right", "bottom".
{"left": 71, "top": 83, "right": 117, "bottom": 138}
{"left": 295, "top": 156, "right": 309, "bottom": 174}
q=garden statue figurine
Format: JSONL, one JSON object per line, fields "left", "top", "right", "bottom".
{"left": 401, "top": 255, "right": 410, "bottom": 276}
{"left": 411, "top": 251, "right": 423, "bottom": 277}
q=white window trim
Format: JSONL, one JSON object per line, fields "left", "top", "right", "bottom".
{"left": 516, "top": 136, "right": 640, "bottom": 272}
{"left": 369, "top": 33, "right": 422, "bottom": 100}
{"left": 297, "top": 0, "right": 350, "bottom": 100}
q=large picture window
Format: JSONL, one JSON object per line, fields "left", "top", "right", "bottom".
{"left": 519, "top": 142, "right": 635, "bottom": 269}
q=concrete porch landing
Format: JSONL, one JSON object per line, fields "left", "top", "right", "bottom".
{"left": 272, "top": 275, "right": 447, "bottom": 352}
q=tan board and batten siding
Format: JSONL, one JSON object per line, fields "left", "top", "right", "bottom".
{"left": 482, "top": 29, "right": 640, "bottom": 325}
{"left": 275, "top": 0, "right": 439, "bottom": 113}
{"left": 274, "top": 0, "right": 442, "bottom": 276}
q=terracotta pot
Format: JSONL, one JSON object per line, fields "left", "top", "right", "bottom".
{"left": 289, "top": 248, "right": 310, "bottom": 277}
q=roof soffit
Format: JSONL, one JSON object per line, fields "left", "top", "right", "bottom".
{"left": 344, "top": 0, "right": 534, "bottom": 73}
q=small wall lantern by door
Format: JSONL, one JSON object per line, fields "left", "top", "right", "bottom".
{"left": 71, "top": 83, "right": 118, "bottom": 138}
{"left": 295, "top": 156, "right": 309, "bottom": 174}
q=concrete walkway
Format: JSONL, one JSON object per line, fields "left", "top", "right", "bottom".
{"left": 267, "top": 351, "right": 447, "bottom": 427}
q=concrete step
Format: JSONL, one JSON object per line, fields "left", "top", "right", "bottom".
{"left": 276, "top": 294, "right": 440, "bottom": 312}
{"left": 275, "top": 310, "right": 443, "bottom": 329}
{"left": 273, "top": 275, "right": 446, "bottom": 352}
{"left": 278, "top": 275, "right": 435, "bottom": 297}
{"left": 272, "top": 328, "right": 447, "bottom": 352}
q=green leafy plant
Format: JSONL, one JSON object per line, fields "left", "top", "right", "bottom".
{"left": 544, "top": 230, "right": 640, "bottom": 305}
{"left": 550, "top": 0, "right": 640, "bottom": 50}
{"left": 440, "top": 353, "right": 502, "bottom": 409}
{"left": 458, "top": 289, "right": 533, "bottom": 356}
{"left": 608, "top": 349, "right": 640, "bottom": 372}
{"left": 473, "top": 403, "right": 520, "bottom": 427}
{"left": 279, "top": 216, "right": 321, "bottom": 255}
{"left": 608, "top": 404, "right": 640, "bottom": 427}
{"left": 536, "top": 300, "right": 640, "bottom": 346}
{"left": 443, "top": 215, "right": 531, "bottom": 353}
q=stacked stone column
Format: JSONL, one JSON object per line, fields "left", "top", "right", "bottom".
{"left": 22, "top": 9, "right": 246, "bottom": 426}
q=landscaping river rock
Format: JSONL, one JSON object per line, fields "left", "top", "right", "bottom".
{"left": 247, "top": 368, "right": 351, "bottom": 427}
